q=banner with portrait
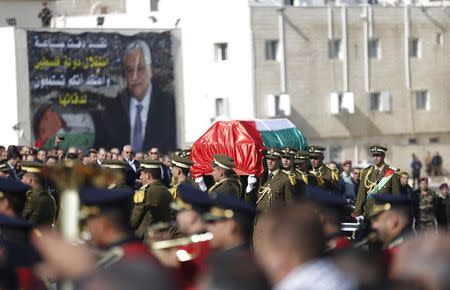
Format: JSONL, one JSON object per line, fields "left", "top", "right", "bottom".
{"left": 27, "top": 30, "right": 176, "bottom": 152}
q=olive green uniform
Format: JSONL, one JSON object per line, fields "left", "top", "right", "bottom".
{"left": 209, "top": 176, "right": 242, "bottom": 199}
{"left": 310, "top": 165, "right": 340, "bottom": 192}
{"left": 170, "top": 178, "right": 195, "bottom": 199}
{"left": 256, "top": 169, "right": 295, "bottom": 213}
{"left": 22, "top": 189, "right": 57, "bottom": 227}
{"left": 354, "top": 164, "right": 401, "bottom": 219}
{"left": 294, "top": 169, "right": 318, "bottom": 187}
{"left": 130, "top": 180, "right": 173, "bottom": 239}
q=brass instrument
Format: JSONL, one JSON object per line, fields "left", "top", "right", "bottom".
{"left": 147, "top": 222, "right": 213, "bottom": 262}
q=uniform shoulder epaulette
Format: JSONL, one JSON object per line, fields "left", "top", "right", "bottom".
{"left": 326, "top": 165, "right": 340, "bottom": 182}
{"left": 325, "top": 164, "right": 338, "bottom": 173}
{"left": 133, "top": 186, "right": 147, "bottom": 204}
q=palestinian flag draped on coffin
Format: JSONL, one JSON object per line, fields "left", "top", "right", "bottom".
{"left": 190, "top": 119, "right": 308, "bottom": 178}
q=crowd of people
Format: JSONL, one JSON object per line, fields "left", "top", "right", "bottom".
{"left": 0, "top": 143, "right": 449, "bottom": 290}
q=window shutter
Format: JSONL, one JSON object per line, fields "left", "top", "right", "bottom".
{"left": 342, "top": 92, "right": 355, "bottom": 114}
{"left": 330, "top": 92, "right": 340, "bottom": 114}
{"left": 380, "top": 91, "right": 391, "bottom": 112}
{"left": 267, "top": 94, "right": 276, "bottom": 117}
{"left": 279, "top": 94, "right": 291, "bottom": 116}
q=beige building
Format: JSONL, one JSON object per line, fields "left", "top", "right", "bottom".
{"left": 252, "top": 5, "right": 450, "bottom": 174}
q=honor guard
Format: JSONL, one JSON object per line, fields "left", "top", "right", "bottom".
{"left": 209, "top": 154, "right": 242, "bottom": 199}
{"left": 294, "top": 150, "right": 318, "bottom": 187}
{"left": 0, "top": 214, "right": 45, "bottom": 290}
{"left": 256, "top": 148, "right": 295, "bottom": 213}
{"left": 169, "top": 184, "right": 212, "bottom": 290}
{"left": 354, "top": 145, "right": 401, "bottom": 220}
{"left": 79, "top": 187, "right": 159, "bottom": 269}
{"left": 203, "top": 195, "right": 257, "bottom": 256}
{"left": 306, "top": 186, "right": 352, "bottom": 254}
{"left": 101, "top": 159, "right": 131, "bottom": 189}
{"left": 20, "top": 161, "right": 57, "bottom": 227}
{"left": 280, "top": 147, "right": 297, "bottom": 173}
{"left": 308, "top": 145, "right": 340, "bottom": 192}
{"left": 130, "top": 159, "right": 173, "bottom": 239}
{"left": 370, "top": 194, "right": 412, "bottom": 274}
{"left": 169, "top": 153, "right": 195, "bottom": 199}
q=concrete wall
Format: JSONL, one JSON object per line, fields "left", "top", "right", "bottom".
{"left": 54, "top": 0, "right": 256, "bottom": 147}
{"left": 252, "top": 6, "right": 450, "bottom": 173}
{"left": 55, "top": 0, "right": 125, "bottom": 16}
{"left": 0, "top": 27, "right": 20, "bottom": 146}
{"left": 0, "top": 0, "right": 56, "bottom": 28}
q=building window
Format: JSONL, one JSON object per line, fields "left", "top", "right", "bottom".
{"left": 415, "top": 90, "right": 429, "bottom": 110}
{"left": 268, "top": 94, "right": 291, "bottom": 117}
{"left": 214, "top": 43, "right": 228, "bottom": 62}
{"left": 330, "top": 92, "right": 354, "bottom": 114}
{"left": 215, "top": 98, "right": 227, "bottom": 117}
{"left": 436, "top": 33, "right": 443, "bottom": 46}
{"left": 330, "top": 146, "right": 343, "bottom": 163}
{"left": 265, "top": 40, "right": 279, "bottom": 61}
{"left": 328, "top": 39, "right": 342, "bottom": 60}
{"left": 370, "top": 91, "right": 390, "bottom": 112}
{"left": 150, "top": 0, "right": 159, "bottom": 11}
{"left": 409, "top": 38, "right": 421, "bottom": 58}
{"left": 430, "top": 137, "right": 439, "bottom": 144}
{"left": 368, "top": 38, "right": 380, "bottom": 59}
{"left": 408, "top": 138, "right": 417, "bottom": 145}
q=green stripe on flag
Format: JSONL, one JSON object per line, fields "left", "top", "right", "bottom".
{"left": 260, "top": 128, "right": 308, "bottom": 150}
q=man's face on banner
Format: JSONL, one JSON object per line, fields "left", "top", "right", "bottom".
{"left": 123, "top": 49, "right": 152, "bottom": 101}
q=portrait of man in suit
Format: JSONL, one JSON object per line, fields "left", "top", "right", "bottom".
{"left": 95, "top": 39, "right": 176, "bottom": 152}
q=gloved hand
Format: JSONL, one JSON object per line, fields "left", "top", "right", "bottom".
{"left": 355, "top": 215, "right": 364, "bottom": 223}
{"left": 246, "top": 174, "right": 258, "bottom": 193}
{"left": 195, "top": 176, "right": 208, "bottom": 192}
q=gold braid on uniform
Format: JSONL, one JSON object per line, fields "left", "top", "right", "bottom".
{"left": 208, "top": 178, "right": 229, "bottom": 194}
{"left": 312, "top": 170, "right": 324, "bottom": 187}
{"left": 256, "top": 186, "right": 272, "bottom": 205}
{"left": 288, "top": 173, "right": 297, "bottom": 186}
{"left": 169, "top": 184, "right": 178, "bottom": 199}
{"left": 363, "top": 167, "right": 377, "bottom": 193}
{"left": 328, "top": 166, "right": 340, "bottom": 183}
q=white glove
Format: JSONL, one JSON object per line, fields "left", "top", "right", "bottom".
{"left": 195, "top": 176, "right": 208, "bottom": 192}
{"left": 246, "top": 175, "right": 258, "bottom": 193}
{"left": 355, "top": 215, "right": 364, "bottom": 223}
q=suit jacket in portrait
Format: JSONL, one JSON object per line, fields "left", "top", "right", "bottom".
{"left": 94, "top": 82, "right": 176, "bottom": 152}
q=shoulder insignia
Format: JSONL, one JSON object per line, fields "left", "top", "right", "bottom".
{"left": 169, "top": 185, "right": 178, "bottom": 199}
{"left": 133, "top": 189, "right": 145, "bottom": 204}
{"left": 107, "top": 183, "right": 117, "bottom": 189}
{"left": 288, "top": 173, "right": 297, "bottom": 186}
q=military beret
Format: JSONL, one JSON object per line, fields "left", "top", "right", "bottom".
{"left": 0, "top": 214, "right": 41, "bottom": 267}
{"left": 280, "top": 147, "right": 297, "bottom": 158}
{"left": 439, "top": 183, "right": 448, "bottom": 190}
{"left": 0, "top": 177, "right": 31, "bottom": 199}
{"left": 294, "top": 150, "right": 310, "bottom": 163}
{"left": 370, "top": 145, "right": 387, "bottom": 155}
{"left": 140, "top": 159, "right": 162, "bottom": 169}
{"left": 171, "top": 183, "right": 212, "bottom": 213}
{"left": 212, "top": 154, "right": 235, "bottom": 170}
{"left": 369, "top": 194, "right": 411, "bottom": 218}
{"left": 171, "top": 153, "right": 194, "bottom": 169}
{"left": 102, "top": 159, "right": 128, "bottom": 170}
{"left": 308, "top": 145, "right": 326, "bottom": 157}
{"left": 20, "top": 161, "right": 44, "bottom": 173}
{"left": 79, "top": 187, "right": 133, "bottom": 218}
{"left": 264, "top": 147, "right": 282, "bottom": 159}
{"left": 202, "top": 195, "right": 257, "bottom": 222}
